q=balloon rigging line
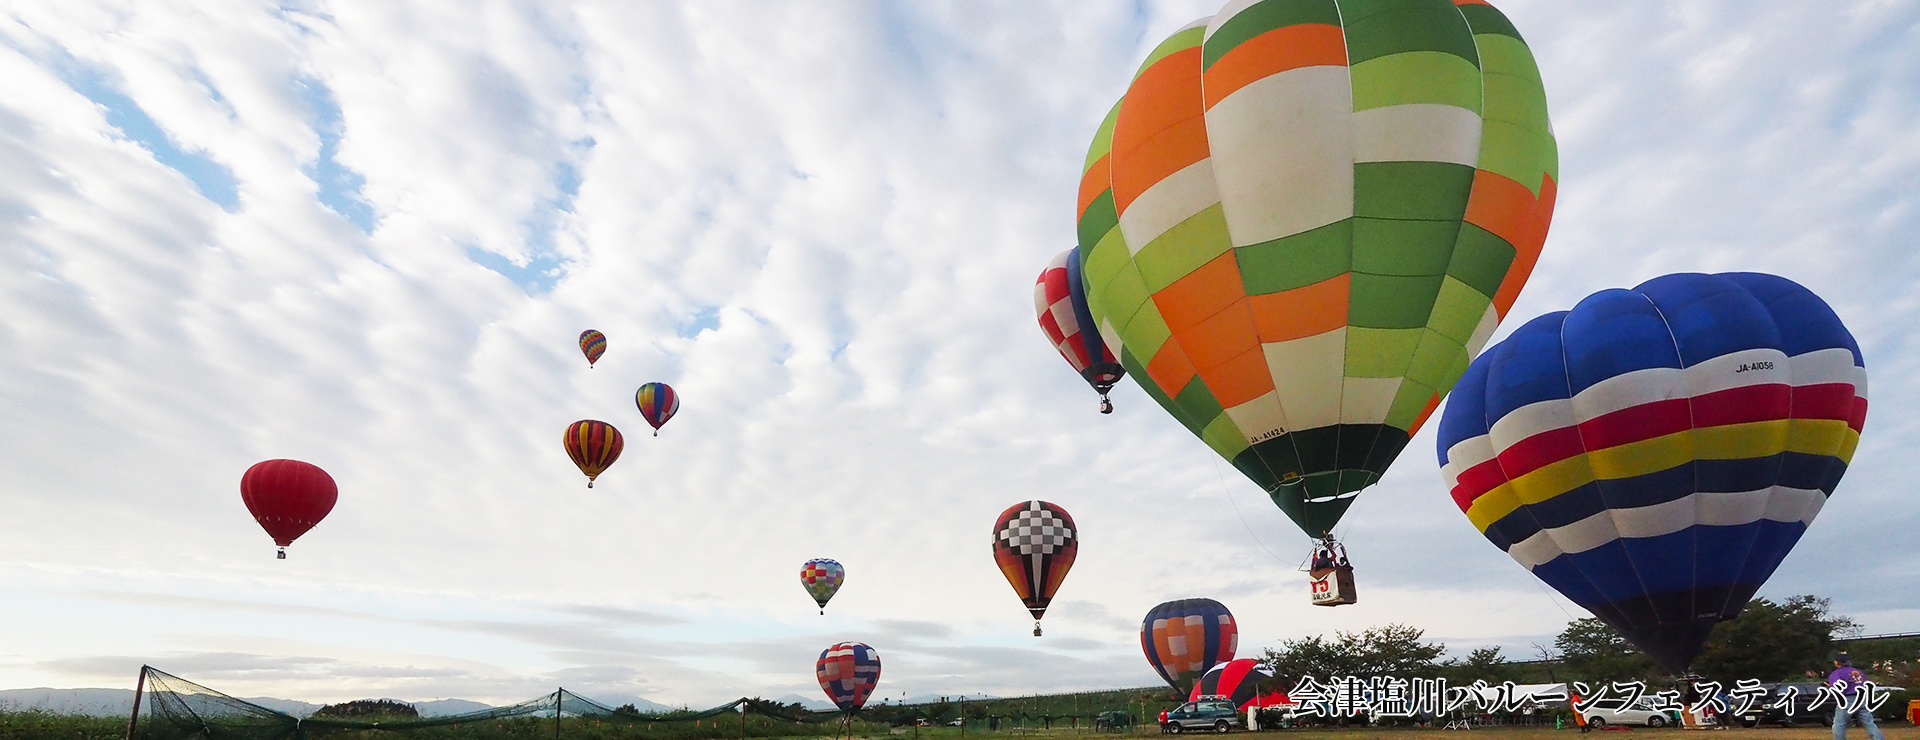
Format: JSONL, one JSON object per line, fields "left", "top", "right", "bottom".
{"left": 1209, "top": 456, "right": 1290, "bottom": 565}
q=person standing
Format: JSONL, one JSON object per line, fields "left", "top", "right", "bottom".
{"left": 1828, "top": 653, "right": 1886, "bottom": 740}
{"left": 1158, "top": 709, "right": 1170, "bottom": 735}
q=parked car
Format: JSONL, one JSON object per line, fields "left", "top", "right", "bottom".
{"left": 1092, "top": 710, "right": 1132, "bottom": 731}
{"left": 1578, "top": 696, "right": 1680, "bottom": 728}
{"left": 1736, "top": 682, "right": 1835, "bottom": 728}
{"left": 1164, "top": 700, "right": 1243, "bottom": 734}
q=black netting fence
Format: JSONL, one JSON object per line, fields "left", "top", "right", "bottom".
{"left": 132, "top": 666, "right": 848, "bottom": 739}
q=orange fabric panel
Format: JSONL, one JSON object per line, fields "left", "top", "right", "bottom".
{"left": 1154, "top": 252, "right": 1246, "bottom": 331}
{"left": 1409, "top": 392, "right": 1443, "bottom": 437}
{"left": 1487, "top": 173, "right": 1557, "bottom": 317}
{"left": 1147, "top": 340, "right": 1199, "bottom": 397}
{"left": 1177, "top": 300, "right": 1261, "bottom": 372}
{"left": 1111, "top": 48, "right": 1208, "bottom": 214}
{"left": 1195, "top": 346, "right": 1275, "bottom": 408}
{"left": 1248, "top": 273, "right": 1350, "bottom": 343}
{"left": 1078, "top": 154, "right": 1112, "bottom": 220}
{"left": 1453, "top": 0, "right": 1493, "bottom": 6}
{"left": 1203, "top": 24, "right": 1348, "bottom": 109}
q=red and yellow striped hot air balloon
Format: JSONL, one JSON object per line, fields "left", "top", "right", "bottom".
{"left": 564, "top": 420, "right": 624, "bottom": 488}
{"left": 1076, "top": 0, "right": 1557, "bottom": 549}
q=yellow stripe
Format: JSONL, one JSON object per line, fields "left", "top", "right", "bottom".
{"left": 1586, "top": 430, "right": 1693, "bottom": 479}
{"left": 1836, "top": 428, "right": 1861, "bottom": 464}
{"left": 1508, "top": 455, "right": 1594, "bottom": 506}
{"left": 1786, "top": 418, "right": 1853, "bottom": 458}
{"left": 1694, "top": 419, "right": 1789, "bottom": 460}
{"left": 1466, "top": 482, "right": 1523, "bottom": 533}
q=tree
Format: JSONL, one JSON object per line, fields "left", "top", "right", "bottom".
{"left": 313, "top": 699, "right": 419, "bottom": 719}
{"left": 1260, "top": 624, "right": 1445, "bottom": 681}
{"left": 1441, "top": 646, "right": 1518, "bottom": 684}
{"left": 1695, "top": 596, "right": 1859, "bottom": 682}
{"left": 1554, "top": 618, "right": 1660, "bottom": 683}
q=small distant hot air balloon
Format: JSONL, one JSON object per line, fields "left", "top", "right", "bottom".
{"left": 992, "top": 500, "right": 1078, "bottom": 636}
{"left": 800, "top": 558, "right": 846, "bottom": 615}
{"left": 240, "top": 459, "right": 338, "bottom": 559}
{"left": 816, "top": 642, "right": 881, "bottom": 713}
{"left": 635, "top": 382, "right": 679, "bottom": 436}
{"left": 1036, "top": 248, "right": 1126, "bottom": 413}
{"left": 579, "top": 330, "right": 607, "bottom": 368}
{"left": 564, "top": 420, "right": 624, "bottom": 488}
{"left": 1142, "top": 598, "right": 1238, "bottom": 697}
{"left": 1190, "top": 659, "right": 1275, "bottom": 709}
{"left": 1438, "top": 272, "right": 1868, "bottom": 673}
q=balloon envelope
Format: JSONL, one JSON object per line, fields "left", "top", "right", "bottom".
{"left": 1437, "top": 272, "right": 1867, "bottom": 672}
{"left": 564, "top": 420, "right": 624, "bottom": 487}
{"left": 816, "top": 642, "right": 881, "bottom": 712}
{"left": 579, "top": 330, "right": 607, "bottom": 367}
{"left": 1142, "top": 598, "right": 1238, "bottom": 696}
{"left": 240, "top": 459, "right": 337, "bottom": 549}
{"left": 1076, "top": 0, "right": 1557, "bottom": 537}
{"left": 1190, "top": 658, "right": 1274, "bottom": 709}
{"left": 800, "top": 558, "right": 845, "bottom": 612}
{"left": 991, "top": 501, "right": 1078, "bottom": 624}
{"left": 635, "top": 382, "right": 679, "bottom": 434}
{"left": 1036, "top": 247, "right": 1126, "bottom": 405}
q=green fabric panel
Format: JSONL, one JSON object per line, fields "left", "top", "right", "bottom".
{"left": 1349, "top": 51, "right": 1484, "bottom": 112}
{"left": 1133, "top": 203, "right": 1234, "bottom": 293}
{"left": 1173, "top": 375, "right": 1228, "bottom": 433}
{"left": 1476, "top": 34, "right": 1543, "bottom": 89}
{"left": 1202, "top": 0, "right": 1345, "bottom": 71}
{"left": 1083, "top": 218, "right": 1134, "bottom": 299}
{"left": 1455, "top": 3, "right": 1523, "bottom": 41}
{"left": 1477, "top": 119, "right": 1555, "bottom": 194}
{"left": 1351, "top": 218, "right": 1461, "bottom": 276}
{"left": 1234, "top": 218, "right": 1354, "bottom": 295}
{"left": 1403, "top": 329, "right": 1465, "bottom": 389}
{"left": 1083, "top": 100, "right": 1123, "bottom": 173}
{"left": 1076, "top": 191, "right": 1120, "bottom": 253}
{"left": 1136, "top": 26, "right": 1207, "bottom": 78}
{"left": 1445, "top": 222, "right": 1516, "bottom": 297}
{"left": 1201, "top": 412, "right": 1252, "bottom": 458}
{"left": 1344, "top": 326, "right": 1424, "bottom": 377}
{"left": 1127, "top": 347, "right": 1206, "bottom": 435}
{"left": 1336, "top": 0, "right": 1478, "bottom": 68}
{"left": 1232, "top": 439, "right": 1292, "bottom": 491}
{"left": 1482, "top": 72, "right": 1550, "bottom": 136}
{"left": 1428, "top": 275, "right": 1491, "bottom": 344}
{"left": 1348, "top": 272, "right": 1444, "bottom": 328}
{"left": 1353, "top": 160, "right": 1475, "bottom": 220}
{"left": 1117, "top": 295, "right": 1172, "bottom": 361}
{"left": 1384, "top": 377, "right": 1437, "bottom": 430}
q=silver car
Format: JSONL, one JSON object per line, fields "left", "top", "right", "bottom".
{"left": 1578, "top": 696, "right": 1680, "bottom": 728}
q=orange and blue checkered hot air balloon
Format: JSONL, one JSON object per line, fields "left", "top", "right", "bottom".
{"left": 815, "top": 642, "right": 881, "bottom": 713}
{"left": 1036, "top": 247, "right": 1127, "bottom": 414}
{"left": 1078, "top": 0, "right": 1557, "bottom": 541}
{"left": 800, "top": 558, "right": 845, "bottom": 615}
{"left": 1438, "top": 272, "right": 1867, "bottom": 673}
{"left": 634, "top": 382, "right": 678, "bottom": 437}
{"left": 992, "top": 500, "right": 1078, "bottom": 636}
{"left": 1141, "top": 598, "right": 1237, "bottom": 697}
{"left": 579, "top": 330, "right": 607, "bottom": 368}
{"left": 564, "top": 420, "right": 624, "bottom": 488}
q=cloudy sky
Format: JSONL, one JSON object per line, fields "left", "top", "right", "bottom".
{"left": 2, "top": 0, "right": 1917, "bottom": 710}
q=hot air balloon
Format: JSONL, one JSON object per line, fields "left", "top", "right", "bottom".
{"left": 1142, "top": 598, "right": 1238, "bottom": 697}
{"left": 800, "top": 558, "right": 845, "bottom": 615}
{"left": 1075, "top": 1, "right": 1557, "bottom": 567}
{"left": 579, "top": 330, "right": 607, "bottom": 367}
{"left": 564, "top": 420, "right": 624, "bottom": 488}
{"left": 816, "top": 642, "right": 881, "bottom": 712}
{"left": 1437, "top": 272, "right": 1867, "bottom": 673}
{"left": 239, "top": 459, "right": 337, "bottom": 559}
{"left": 635, "top": 382, "right": 679, "bottom": 436}
{"left": 992, "top": 500, "right": 1078, "bottom": 636}
{"left": 1036, "top": 247, "right": 1127, "bottom": 413}
{"left": 1190, "top": 659, "right": 1275, "bottom": 708}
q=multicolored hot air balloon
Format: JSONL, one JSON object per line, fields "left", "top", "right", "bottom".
{"left": 992, "top": 500, "right": 1078, "bottom": 636}
{"left": 1190, "top": 658, "right": 1275, "bottom": 708}
{"left": 816, "top": 642, "right": 881, "bottom": 712}
{"left": 1438, "top": 272, "right": 1867, "bottom": 673}
{"left": 635, "top": 382, "right": 679, "bottom": 436}
{"left": 1036, "top": 247, "right": 1127, "bottom": 413}
{"left": 579, "top": 329, "right": 607, "bottom": 368}
{"left": 1142, "top": 598, "right": 1238, "bottom": 697}
{"left": 1076, "top": 0, "right": 1557, "bottom": 542}
{"left": 800, "top": 558, "right": 845, "bottom": 615}
{"left": 240, "top": 459, "right": 338, "bottom": 559}
{"left": 564, "top": 420, "right": 625, "bottom": 488}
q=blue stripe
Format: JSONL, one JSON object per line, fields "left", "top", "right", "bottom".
{"left": 1482, "top": 312, "right": 1572, "bottom": 422}
{"left": 1535, "top": 522, "right": 1806, "bottom": 606}
{"left": 1065, "top": 247, "right": 1110, "bottom": 364}
{"left": 1779, "top": 452, "right": 1848, "bottom": 494}
{"left": 1633, "top": 273, "right": 1784, "bottom": 367}
{"left": 1561, "top": 288, "right": 1683, "bottom": 395}
{"left": 1436, "top": 347, "right": 1495, "bottom": 465}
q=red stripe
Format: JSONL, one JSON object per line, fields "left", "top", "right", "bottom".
{"left": 1849, "top": 397, "right": 1868, "bottom": 432}
{"left": 1496, "top": 425, "right": 1585, "bottom": 478}
{"left": 1790, "top": 383, "right": 1858, "bottom": 422}
{"left": 1451, "top": 457, "right": 1508, "bottom": 511}
{"left": 1576, "top": 398, "right": 1690, "bottom": 451}
{"left": 1690, "top": 383, "right": 1791, "bottom": 427}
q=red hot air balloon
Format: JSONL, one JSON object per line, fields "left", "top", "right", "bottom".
{"left": 1189, "top": 659, "right": 1275, "bottom": 709}
{"left": 635, "top": 382, "right": 679, "bottom": 436}
{"left": 565, "top": 420, "right": 624, "bottom": 488}
{"left": 240, "top": 460, "right": 338, "bottom": 559}
{"left": 992, "top": 500, "right": 1078, "bottom": 636}
{"left": 579, "top": 330, "right": 607, "bottom": 368}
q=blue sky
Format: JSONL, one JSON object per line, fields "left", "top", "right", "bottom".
{"left": 1, "top": 0, "right": 1917, "bottom": 708}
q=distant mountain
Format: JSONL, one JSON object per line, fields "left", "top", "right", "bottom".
{"left": 583, "top": 694, "right": 674, "bottom": 714}
{"left": 413, "top": 698, "right": 494, "bottom": 717}
{"left": 0, "top": 688, "right": 136, "bottom": 716}
{"left": 773, "top": 694, "right": 835, "bottom": 711}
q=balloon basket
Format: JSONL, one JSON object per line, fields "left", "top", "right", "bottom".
{"left": 276, "top": 547, "right": 286, "bottom": 560}
{"left": 1099, "top": 397, "right": 1113, "bottom": 414}
{"left": 1033, "top": 621, "right": 1043, "bottom": 637}
{"left": 1308, "top": 565, "right": 1357, "bottom": 606}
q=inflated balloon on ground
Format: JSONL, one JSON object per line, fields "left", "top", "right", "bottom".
{"left": 1141, "top": 598, "right": 1238, "bottom": 697}
{"left": 816, "top": 642, "right": 881, "bottom": 712}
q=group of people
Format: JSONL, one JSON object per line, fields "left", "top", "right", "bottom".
{"left": 1569, "top": 653, "right": 1887, "bottom": 739}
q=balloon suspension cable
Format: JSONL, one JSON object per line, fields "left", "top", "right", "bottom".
{"left": 276, "top": 547, "right": 286, "bottom": 560}
{"left": 1099, "top": 396, "right": 1113, "bottom": 415}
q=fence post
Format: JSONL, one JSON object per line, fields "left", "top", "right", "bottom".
{"left": 124, "top": 666, "right": 147, "bottom": 740}
{"left": 555, "top": 688, "right": 562, "bottom": 740}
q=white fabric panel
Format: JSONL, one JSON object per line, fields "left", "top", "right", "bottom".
{"left": 1465, "top": 304, "right": 1501, "bottom": 356}
{"left": 1505, "top": 487, "right": 1827, "bottom": 568}
{"left": 1098, "top": 318, "right": 1125, "bottom": 359}
{"left": 1762, "top": 486, "right": 1826, "bottom": 523}
{"left": 1117, "top": 158, "right": 1219, "bottom": 254}
{"left": 1224, "top": 390, "right": 1290, "bottom": 445}
{"left": 1049, "top": 297, "right": 1081, "bottom": 337}
{"left": 1205, "top": 66, "right": 1354, "bottom": 246}
{"left": 1683, "top": 347, "right": 1791, "bottom": 396}
{"left": 1340, "top": 376, "right": 1401, "bottom": 424}
{"left": 1788, "top": 347, "right": 1866, "bottom": 391}
{"left": 1488, "top": 398, "right": 1573, "bottom": 452}
{"left": 1441, "top": 434, "right": 1498, "bottom": 488}
{"left": 1568, "top": 367, "right": 1688, "bottom": 421}
{"left": 1264, "top": 328, "right": 1346, "bottom": 430}
{"left": 1352, "top": 104, "right": 1483, "bottom": 165}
